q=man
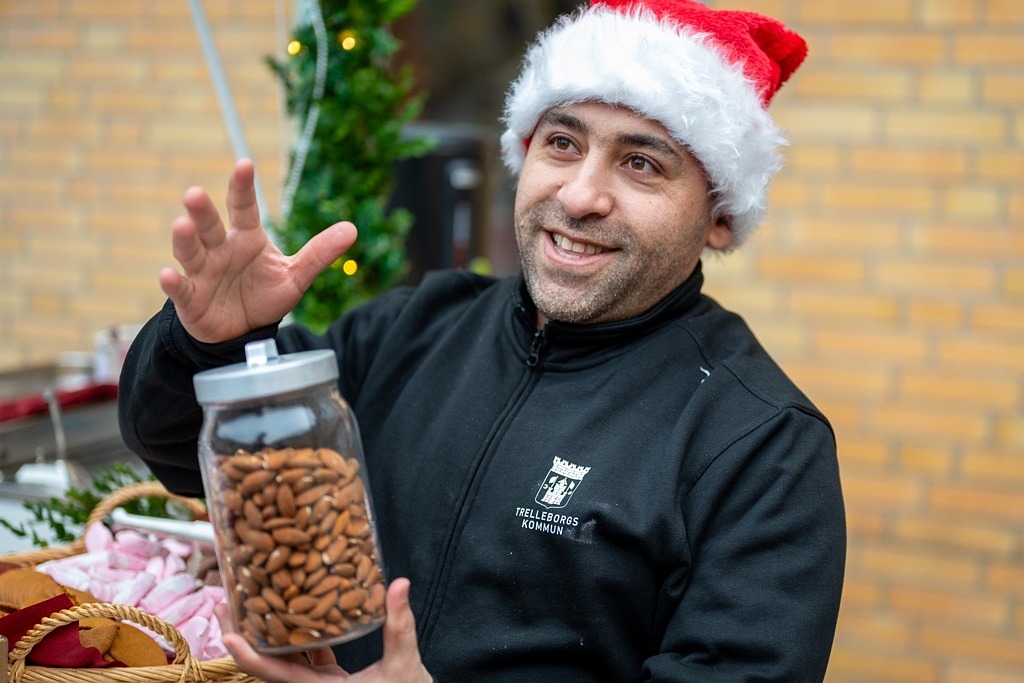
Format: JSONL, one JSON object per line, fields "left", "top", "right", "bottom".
{"left": 119, "top": 1, "right": 845, "bottom": 681}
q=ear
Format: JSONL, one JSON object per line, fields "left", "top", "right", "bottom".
{"left": 706, "top": 214, "right": 734, "bottom": 250}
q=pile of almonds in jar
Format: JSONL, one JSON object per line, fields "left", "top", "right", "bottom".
{"left": 211, "top": 446, "right": 385, "bottom": 651}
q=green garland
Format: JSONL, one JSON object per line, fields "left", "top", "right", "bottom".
{"left": 266, "top": 0, "right": 434, "bottom": 331}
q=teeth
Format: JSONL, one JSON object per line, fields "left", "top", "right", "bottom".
{"left": 553, "top": 233, "right": 605, "bottom": 257}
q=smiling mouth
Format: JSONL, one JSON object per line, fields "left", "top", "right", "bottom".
{"left": 550, "top": 231, "right": 609, "bottom": 258}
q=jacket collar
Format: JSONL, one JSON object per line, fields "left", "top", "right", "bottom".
{"left": 510, "top": 261, "right": 706, "bottom": 365}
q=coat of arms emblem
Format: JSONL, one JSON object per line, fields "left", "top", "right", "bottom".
{"left": 535, "top": 456, "right": 591, "bottom": 509}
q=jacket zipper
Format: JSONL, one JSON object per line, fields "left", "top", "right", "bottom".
{"left": 527, "top": 327, "right": 546, "bottom": 367}
{"left": 417, "top": 323, "right": 546, "bottom": 652}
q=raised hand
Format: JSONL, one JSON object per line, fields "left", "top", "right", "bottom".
{"left": 159, "top": 159, "right": 357, "bottom": 343}
{"left": 217, "top": 578, "right": 432, "bottom": 683}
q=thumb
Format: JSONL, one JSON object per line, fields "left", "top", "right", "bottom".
{"left": 289, "top": 221, "right": 358, "bottom": 292}
{"left": 380, "top": 578, "right": 424, "bottom": 673}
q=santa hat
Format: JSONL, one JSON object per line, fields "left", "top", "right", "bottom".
{"left": 500, "top": 0, "right": 808, "bottom": 247}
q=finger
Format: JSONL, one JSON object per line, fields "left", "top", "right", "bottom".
{"left": 183, "top": 185, "right": 227, "bottom": 249}
{"left": 158, "top": 266, "right": 189, "bottom": 307}
{"left": 380, "top": 578, "right": 422, "bottom": 671}
{"left": 289, "top": 221, "right": 359, "bottom": 293}
{"left": 169, "top": 214, "right": 206, "bottom": 276}
{"left": 226, "top": 158, "right": 262, "bottom": 232}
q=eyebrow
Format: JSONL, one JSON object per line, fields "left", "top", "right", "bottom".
{"left": 538, "top": 109, "right": 683, "bottom": 161}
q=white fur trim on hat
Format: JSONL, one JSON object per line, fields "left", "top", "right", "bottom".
{"left": 500, "top": 5, "right": 788, "bottom": 247}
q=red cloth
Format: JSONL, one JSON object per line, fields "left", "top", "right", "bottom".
{"left": 0, "top": 383, "right": 118, "bottom": 423}
{"left": 0, "top": 593, "right": 121, "bottom": 668}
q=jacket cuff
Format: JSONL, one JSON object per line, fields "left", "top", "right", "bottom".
{"left": 157, "top": 299, "right": 281, "bottom": 369}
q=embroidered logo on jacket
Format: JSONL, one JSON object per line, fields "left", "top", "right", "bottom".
{"left": 535, "top": 456, "right": 591, "bottom": 509}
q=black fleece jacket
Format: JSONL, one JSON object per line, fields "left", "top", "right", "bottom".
{"left": 119, "top": 264, "right": 845, "bottom": 682}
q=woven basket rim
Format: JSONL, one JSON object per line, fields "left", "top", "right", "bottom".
{"left": 1, "top": 481, "right": 259, "bottom": 683}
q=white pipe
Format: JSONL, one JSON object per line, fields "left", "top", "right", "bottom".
{"left": 185, "top": 0, "right": 274, "bottom": 237}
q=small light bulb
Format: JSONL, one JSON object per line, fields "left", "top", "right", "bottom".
{"left": 287, "top": 40, "right": 302, "bottom": 56}
{"left": 339, "top": 30, "right": 357, "bottom": 51}
{"left": 343, "top": 260, "right": 358, "bottom": 276}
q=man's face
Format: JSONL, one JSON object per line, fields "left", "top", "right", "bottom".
{"left": 513, "top": 101, "right": 733, "bottom": 326}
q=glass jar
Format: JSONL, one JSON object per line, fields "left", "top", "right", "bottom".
{"left": 193, "top": 339, "right": 385, "bottom": 654}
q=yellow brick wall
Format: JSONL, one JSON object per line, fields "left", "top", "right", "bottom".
{"left": 1, "top": 1, "right": 1022, "bottom": 681}
{"left": 0, "top": 0, "right": 283, "bottom": 367}
{"left": 703, "top": 1, "right": 1024, "bottom": 681}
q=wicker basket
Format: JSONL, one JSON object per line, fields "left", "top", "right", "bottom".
{"left": 1, "top": 481, "right": 260, "bottom": 682}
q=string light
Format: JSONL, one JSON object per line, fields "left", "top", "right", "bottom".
{"left": 338, "top": 29, "right": 357, "bottom": 51}
{"left": 343, "top": 260, "right": 358, "bottom": 276}
{"left": 287, "top": 39, "right": 302, "bottom": 55}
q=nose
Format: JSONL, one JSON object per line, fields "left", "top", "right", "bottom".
{"left": 557, "top": 157, "right": 614, "bottom": 220}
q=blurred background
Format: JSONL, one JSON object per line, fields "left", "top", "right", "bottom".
{"left": 0, "top": 0, "right": 1021, "bottom": 681}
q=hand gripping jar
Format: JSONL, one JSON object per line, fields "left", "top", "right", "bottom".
{"left": 193, "top": 339, "right": 385, "bottom": 653}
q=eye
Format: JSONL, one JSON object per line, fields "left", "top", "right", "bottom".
{"left": 627, "top": 155, "right": 656, "bottom": 173}
{"left": 551, "top": 135, "right": 574, "bottom": 152}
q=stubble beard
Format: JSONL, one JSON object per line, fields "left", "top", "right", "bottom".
{"left": 515, "top": 201, "right": 645, "bottom": 324}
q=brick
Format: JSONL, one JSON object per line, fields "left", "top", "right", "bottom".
{"left": 899, "top": 372, "right": 1019, "bottom": 408}
{"left": 932, "top": 485, "right": 1024, "bottom": 522}
{"left": 65, "top": 57, "right": 147, "bottom": 82}
{"left": 758, "top": 253, "right": 867, "bottom": 284}
{"left": 891, "top": 585, "right": 1007, "bottom": 627}
{"left": 815, "top": 329, "right": 928, "bottom": 363}
{"left": 845, "top": 509, "right": 886, "bottom": 538}
{"left": 915, "top": 224, "right": 1024, "bottom": 257}
{"left": 985, "top": 0, "right": 1024, "bottom": 25}
{"left": 835, "top": 612, "right": 912, "bottom": 649}
{"left": 920, "top": 626, "right": 1024, "bottom": 667}
{"left": 955, "top": 34, "right": 1024, "bottom": 65}
{"left": 29, "top": 118, "right": 102, "bottom": 142}
{"left": 791, "top": 290, "right": 899, "bottom": 323}
{"left": 894, "top": 516, "right": 1016, "bottom": 555}
{"left": 83, "top": 25, "right": 127, "bottom": 52}
{"left": 4, "top": 26, "right": 81, "bottom": 50}
{"left": 765, "top": 178, "right": 808, "bottom": 209}
{"left": 840, "top": 471, "right": 922, "bottom": 511}
{"left": 876, "top": 260, "right": 996, "bottom": 294}
{"left": 87, "top": 89, "right": 164, "bottom": 115}
{"left": 963, "top": 450, "right": 1024, "bottom": 485}
{"left": 996, "top": 416, "right": 1024, "bottom": 448}
{"left": 987, "top": 561, "right": 1024, "bottom": 595}
{"left": 916, "top": 69, "right": 975, "bottom": 104}
{"left": 795, "top": 68, "right": 912, "bottom": 102}
{"left": 943, "top": 186, "right": 1002, "bottom": 219}
{"left": 873, "top": 403, "right": 988, "bottom": 441}
{"left": 982, "top": 73, "right": 1024, "bottom": 105}
{"left": 972, "top": 303, "right": 1024, "bottom": 333}
{"left": 820, "top": 182, "right": 934, "bottom": 212}
{"left": 786, "top": 145, "right": 841, "bottom": 173}
{"left": 799, "top": 0, "right": 913, "bottom": 24}
{"left": 920, "top": 0, "right": 979, "bottom": 25}
{"left": 788, "top": 216, "right": 904, "bottom": 251}
{"left": 1006, "top": 269, "right": 1024, "bottom": 298}
{"left": 841, "top": 579, "right": 882, "bottom": 608}
{"left": 776, "top": 105, "right": 879, "bottom": 142}
{"left": 898, "top": 444, "right": 954, "bottom": 476}
{"left": 861, "top": 544, "right": 979, "bottom": 588}
{"left": 125, "top": 27, "right": 200, "bottom": 53}
{"left": 149, "top": 122, "right": 232, "bottom": 151}
{"left": 828, "top": 33, "right": 944, "bottom": 64}
{"left": 0, "top": 54, "right": 66, "bottom": 82}
{"left": 825, "top": 648, "right": 938, "bottom": 683}
{"left": 948, "top": 664, "right": 1024, "bottom": 683}
{"left": 4, "top": 0, "right": 61, "bottom": 18}
{"left": 850, "top": 147, "right": 967, "bottom": 178}
{"left": 940, "top": 338, "right": 1024, "bottom": 371}
{"left": 67, "top": 0, "right": 145, "bottom": 21}
{"left": 907, "top": 300, "right": 963, "bottom": 326}
{"left": 977, "top": 151, "right": 1024, "bottom": 181}
{"left": 787, "top": 361, "right": 892, "bottom": 397}
{"left": 885, "top": 110, "right": 1007, "bottom": 144}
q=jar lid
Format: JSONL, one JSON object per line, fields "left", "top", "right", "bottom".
{"left": 193, "top": 339, "right": 338, "bottom": 404}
